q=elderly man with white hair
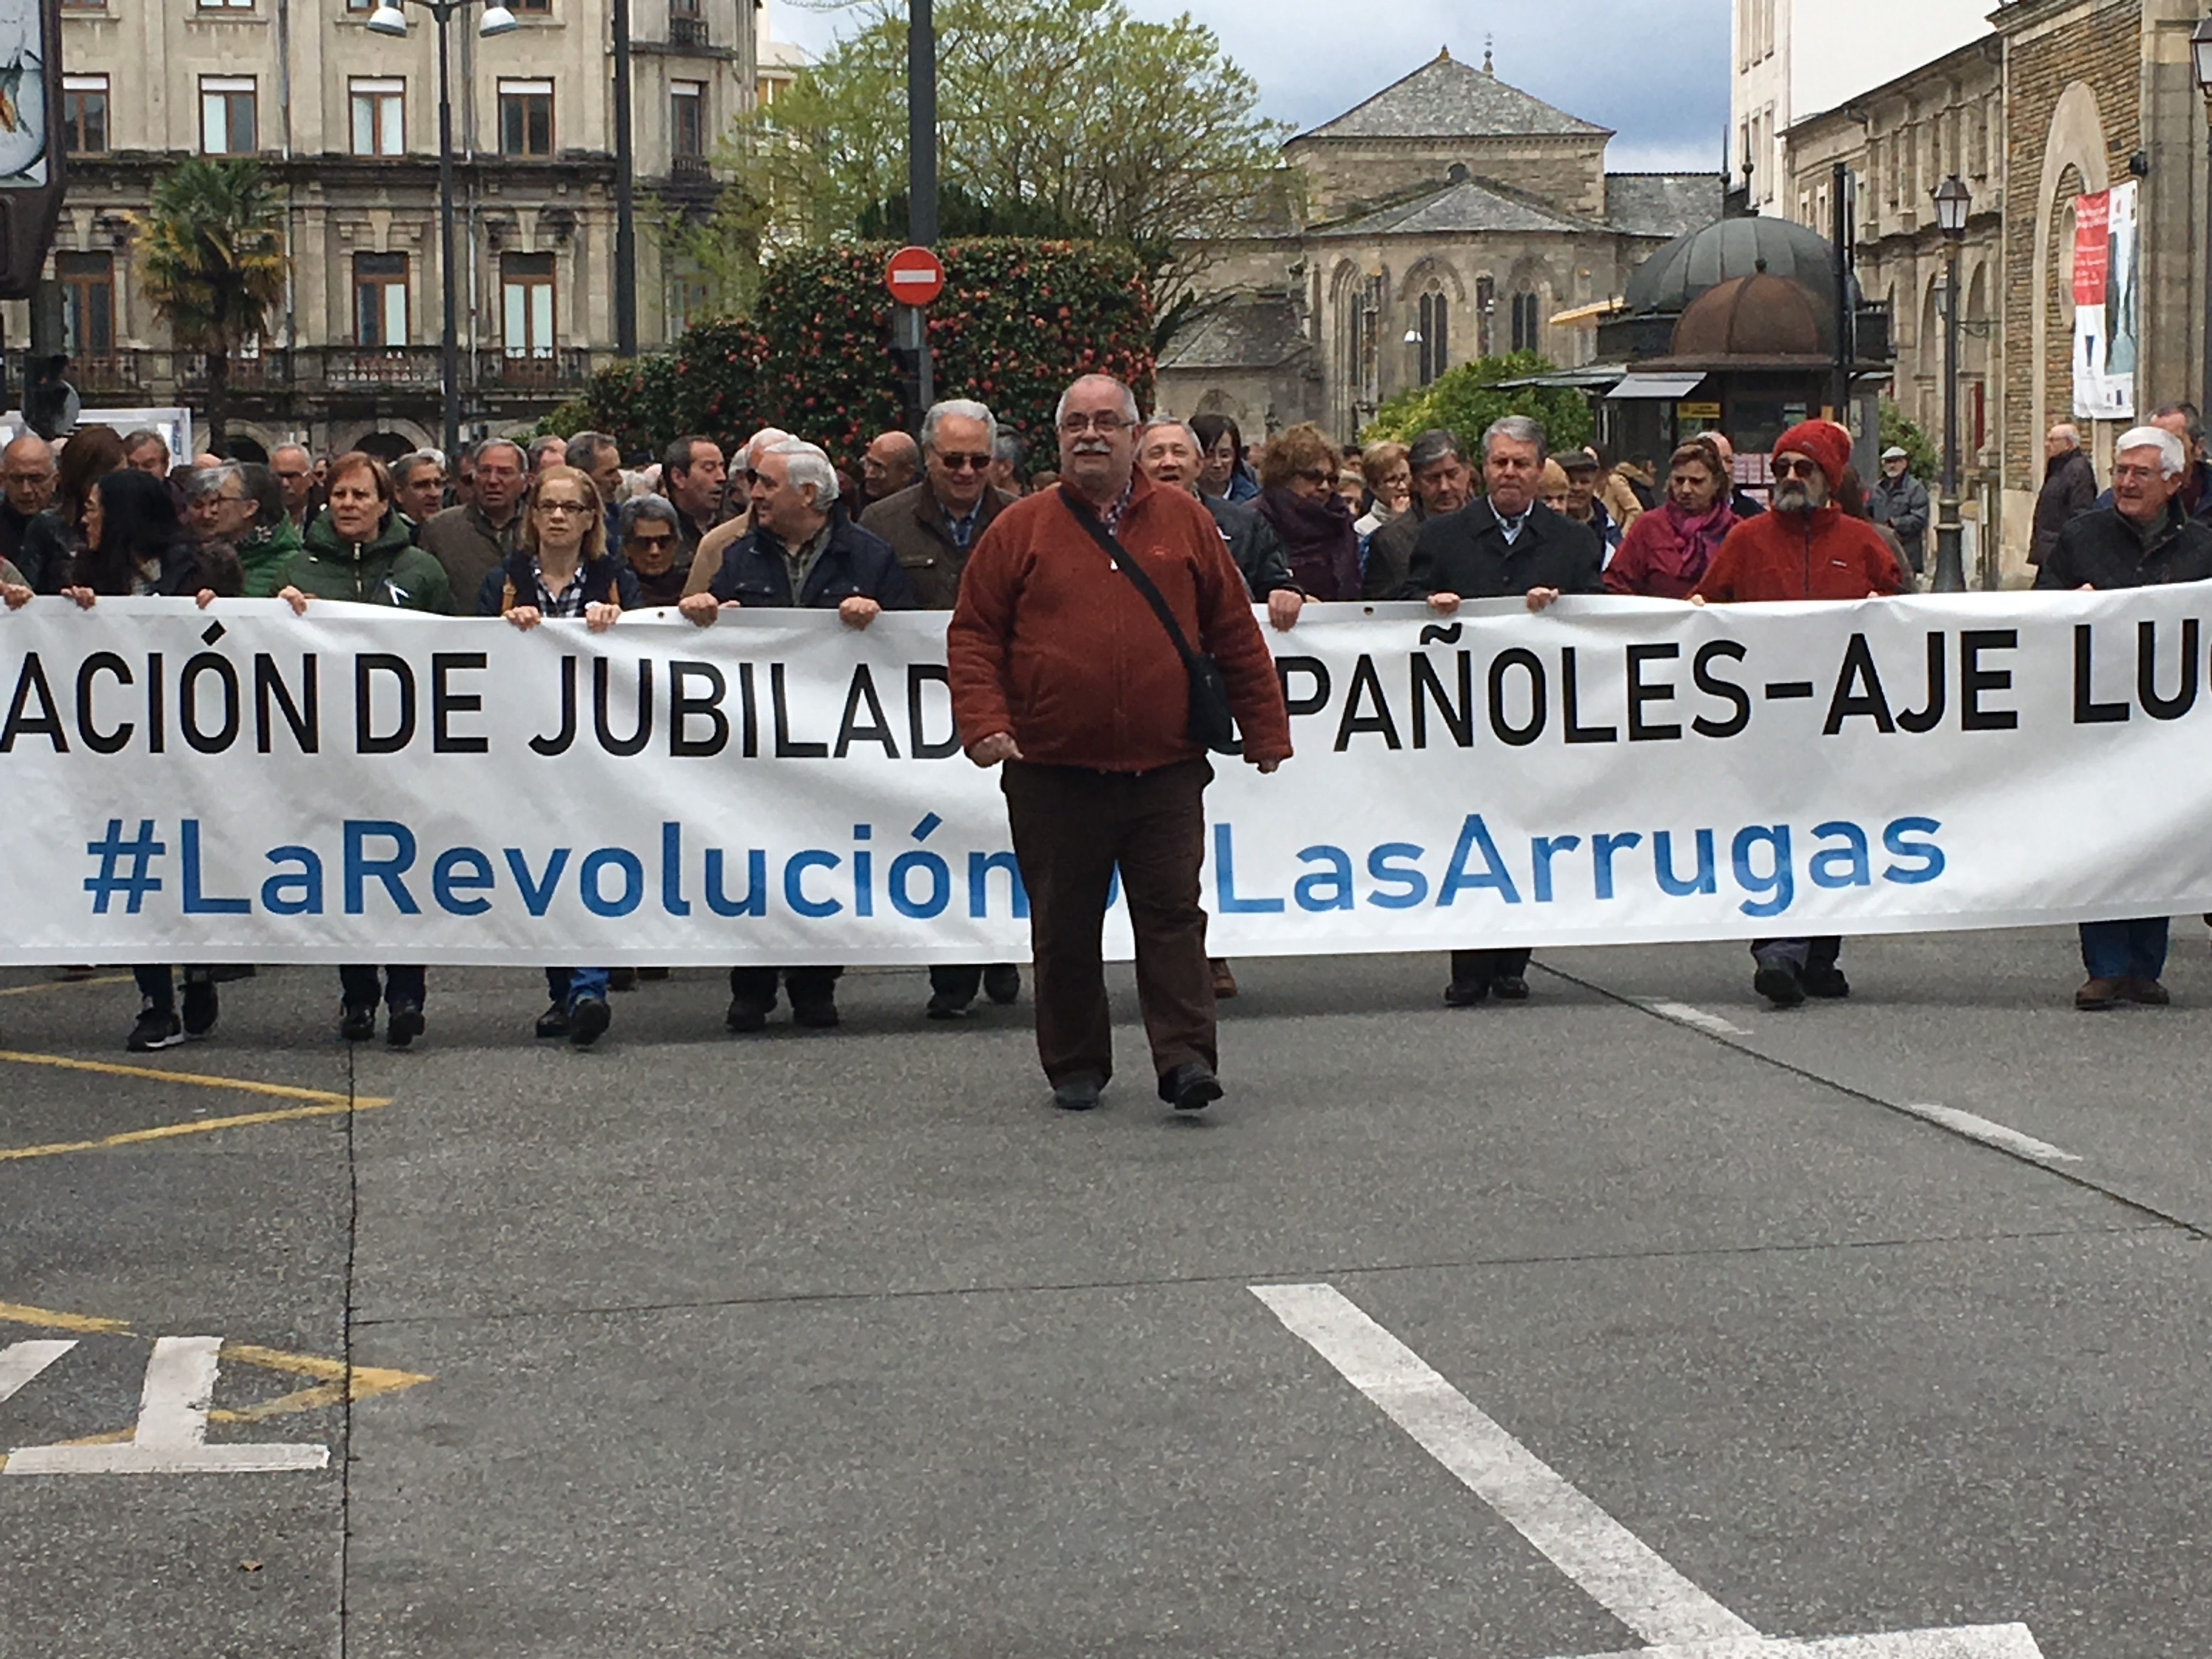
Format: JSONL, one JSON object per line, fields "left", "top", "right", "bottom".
{"left": 2038, "top": 422, "right": 2212, "bottom": 1011}
{"left": 683, "top": 425, "right": 792, "bottom": 599}
{"left": 679, "top": 438, "right": 917, "bottom": 1035}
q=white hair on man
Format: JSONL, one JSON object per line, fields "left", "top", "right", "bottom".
{"left": 1138, "top": 415, "right": 1199, "bottom": 449}
{"left": 1053, "top": 374, "right": 1141, "bottom": 427}
{"left": 1483, "top": 414, "right": 1548, "bottom": 464}
{"left": 768, "top": 438, "right": 840, "bottom": 506}
{"left": 2116, "top": 425, "right": 2187, "bottom": 479}
{"left": 921, "top": 398, "right": 997, "bottom": 452}
{"left": 737, "top": 426, "right": 793, "bottom": 470}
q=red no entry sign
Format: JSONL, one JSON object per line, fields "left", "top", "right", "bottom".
{"left": 885, "top": 245, "right": 946, "bottom": 308}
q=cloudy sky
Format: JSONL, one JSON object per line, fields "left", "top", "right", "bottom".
{"left": 764, "top": 0, "right": 1733, "bottom": 174}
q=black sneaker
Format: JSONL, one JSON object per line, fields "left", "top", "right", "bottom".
{"left": 340, "top": 1005, "right": 377, "bottom": 1043}
{"left": 1052, "top": 1074, "right": 1103, "bottom": 1111}
{"left": 983, "top": 964, "right": 1022, "bottom": 1005}
{"left": 925, "top": 989, "right": 972, "bottom": 1020}
{"left": 608, "top": 968, "right": 639, "bottom": 992}
{"left": 1158, "top": 1062, "right": 1224, "bottom": 1113}
{"left": 128, "top": 1003, "right": 184, "bottom": 1052}
{"left": 568, "top": 996, "right": 611, "bottom": 1048}
{"left": 791, "top": 996, "right": 840, "bottom": 1029}
{"left": 1443, "top": 978, "right": 1489, "bottom": 1007}
{"left": 180, "top": 979, "right": 219, "bottom": 1039}
{"left": 1753, "top": 962, "right": 1806, "bottom": 1008}
{"left": 386, "top": 1002, "right": 425, "bottom": 1048}
{"left": 534, "top": 1001, "right": 571, "bottom": 1039}
{"left": 725, "top": 996, "right": 770, "bottom": 1033}
{"left": 1799, "top": 966, "right": 1850, "bottom": 999}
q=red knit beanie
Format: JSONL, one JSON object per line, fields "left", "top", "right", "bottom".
{"left": 1770, "top": 420, "right": 1853, "bottom": 492}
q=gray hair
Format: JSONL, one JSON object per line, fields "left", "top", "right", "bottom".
{"left": 921, "top": 398, "right": 997, "bottom": 453}
{"left": 1482, "top": 415, "right": 1548, "bottom": 465}
{"left": 185, "top": 461, "right": 242, "bottom": 500}
{"left": 1053, "top": 374, "right": 1141, "bottom": 428}
{"left": 1407, "top": 427, "right": 1464, "bottom": 472}
{"left": 2153, "top": 402, "right": 2204, "bottom": 446}
{"left": 1139, "top": 415, "right": 1200, "bottom": 452}
{"left": 391, "top": 450, "right": 444, "bottom": 485}
{"left": 994, "top": 431, "right": 1025, "bottom": 469}
{"left": 472, "top": 437, "right": 525, "bottom": 470}
{"left": 2117, "top": 426, "right": 2188, "bottom": 479}
{"left": 766, "top": 438, "right": 840, "bottom": 507}
{"left": 617, "top": 492, "right": 681, "bottom": 540}
{"left": 121, "top": 427, "right": 170, "bottom": 460}
{"left": 566, "top": 430, "right": 617, "bottom": 470}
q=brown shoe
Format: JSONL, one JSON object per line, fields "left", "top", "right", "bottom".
{"left": 1209, "top": 958, "right": 1238, "bottom": 999}
{"left": 2124, "top": 977, "right": 2171, "bottom": 1006}
{"left": 2075, "top": 977, "right": 2123, "bottom": 1011}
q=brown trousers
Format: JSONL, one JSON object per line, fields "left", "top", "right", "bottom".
{"left": 1001, "top": 758, "right": 1216, "bottom": 1087}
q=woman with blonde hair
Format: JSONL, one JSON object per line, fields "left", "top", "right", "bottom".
{"left": 1254, "top": 422, "right": 1360, "bottom": 600}
{"left": 1354, "top": 440, "right": 1411, "bottom": 539}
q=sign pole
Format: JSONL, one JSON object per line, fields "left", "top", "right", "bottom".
{"left": 905, "top": 0, "right": 937, "bottom": 428}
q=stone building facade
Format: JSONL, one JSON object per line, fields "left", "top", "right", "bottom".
{"left": 1158, "top": 49, "right": 1718, "bottom": 445}
{"left": 14, "top": 0, "right": 754, "bottom": 458}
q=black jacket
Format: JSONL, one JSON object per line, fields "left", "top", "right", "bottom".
{"left": 1203, "top": 496, "right": 1296, "bottom": 600}
{"left": 1399, "top": 498, "right": 1605, "bottom": 600}
{"left": 1362, "top": 500, "right": 1429, "bottom": 600}
{"left": 706, "top": 510, "right": 919, "bottom": 611}
{"left": 2030, "top": 449, "right": 2097, "bottom": 566}
{"left": 476, "top": 549, "right": 641, "bottom": 617}
{"left": 2035, "top": 502, "right": 2212, "bottom": 591}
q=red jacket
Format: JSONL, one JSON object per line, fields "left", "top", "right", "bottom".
{"left": 1691, "top": 505, "right": 1906, "bottom": 602}
{"left": 948, "top": 473, "right": 1293, "bottom": 772}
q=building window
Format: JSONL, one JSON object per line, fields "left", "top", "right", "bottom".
{"left": 498, "top": 80, "right": 554, "bottom": 157}
{"left": 501, "top": 252, "right": 556, "bottom": 356}
{"left": 668, "top": 272, "right": 710, "bottom": 335}
{"left": 354, "top": 252, "right": 409, "bottom": 346}
{"left": 60, "top": 0, "right": 105, "bottom": 11}
{"left": 199, "top": 0, "right": 253, "bottom": 12}
{"left": 58, "top": 252, "right": 116, "bottom": 359}
{"left": 512, "top": 0, "right": 550, "bottom": 13}
{"left": 62, "top": 76, "right": 109, "bottom": 154}
{"left": 350, "top": 78, "right": 405, "bottom": 156}
{"left": 1416, "top": 288, "right": 1447, "bottom": 386}
{"left": 1510, "top": 290, "right": 1540, "bottom": 354}
{"left": 200, "top": 77, "right": 257, "bottom": 155}
{"left": 672, "top": 81, "right": 706, "bottom": 160}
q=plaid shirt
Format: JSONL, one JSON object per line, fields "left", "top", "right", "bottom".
{"left": 524, "top": 558, "right": 591, "bottom": 618}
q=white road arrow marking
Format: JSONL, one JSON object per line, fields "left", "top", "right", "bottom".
{"left": 5, "top": 1336, "right": 328, "bottom": 1475}
{"left": 0, "top": 1340, "right": 77, "bottom": 1402}
{"left": 1251, "top": 1284, "right": 2045, "bottom": 1659}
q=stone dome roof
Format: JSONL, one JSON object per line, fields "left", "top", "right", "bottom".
{"left": 1623, "top": 213, "right": 1856, "bottom": 317}
{"left": 1670, "top": 271, "right": 1832, "bottom": 359}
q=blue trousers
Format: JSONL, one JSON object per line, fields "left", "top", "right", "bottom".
{"left": 2079, "top": 917, "right": 2168, "bottom": 981}
{"left": 546, "top": 967, "right": 610, "bottom": 1010}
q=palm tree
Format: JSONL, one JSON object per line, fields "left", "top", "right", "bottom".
{"left": 135, "top": 157, "right": 291, "bottom": 456}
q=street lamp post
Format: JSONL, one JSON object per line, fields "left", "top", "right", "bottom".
{"left": 366, "top": 0, "right": 519, "bottom": 461}
{"left": 2191, "top": 19, "right": 2212, "bottom": 413}
{"left": 1931, "top": 173, "right": 1971, "bottom": 594}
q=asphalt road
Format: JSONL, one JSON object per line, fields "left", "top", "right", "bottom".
{"left": 1, "top": 928, "right": 2207, "bottom": 1658}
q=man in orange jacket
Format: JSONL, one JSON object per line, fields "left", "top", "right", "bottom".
{"left": 949, "top": 375, "right": 1293, "bottom": 1114}
{"left": 1693, "top": 420, "right": 1906, "bottom": 1009}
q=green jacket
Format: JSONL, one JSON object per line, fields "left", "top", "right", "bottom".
{"left": 276, "top": 509, "right": 454, "bottom": 614}
{"left": 238, "top": 516, "right": 304, "bottom": 600}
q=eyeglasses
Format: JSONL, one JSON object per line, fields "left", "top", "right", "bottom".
{"left": 535, "top": 499, "right": 594, "bottom": 516}
{"left": 1770, "top": 458, "right": 1823, "bottom": 481}
{"left": 2, "top": 471, "right": 52, "bottom": 486}
{"left": 936, "top": 453, "right": 992, "bottom": 471}
{"left": 1297, "top": 467, "right": 1330, "bottom": 486}
{"left": 1059, "top": 413, "right": 1130, "bottom": 435}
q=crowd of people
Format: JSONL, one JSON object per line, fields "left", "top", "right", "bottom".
{"left": 0, "top": 374, "right": 2200, "bottom": 1108}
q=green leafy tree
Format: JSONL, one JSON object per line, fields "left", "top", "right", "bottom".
{"left": 134, "top": 157, "right": 290, "bottom": 456}
{"left": 1878, "top": 398, "right": 1940, "bottom": 481}
{"left": 1363, "top": 352, "right": 1594, "bottom": 459}
{"left": 651, "top": 176, "right": 770, "bottom": 328}
{"left": 746, "top": 0, "right": 1286, "bottom": 338}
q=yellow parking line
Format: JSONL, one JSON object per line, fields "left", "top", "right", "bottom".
{"left": 0, "top": 1301, "right": 131, "bottom": 1335}
{"left": 0, "top": 975, "right": 135, "bottom": 998}
{"left": 0, "top": 1097, "right": 393, "bottom": 1164}
{"left": 0, "top": 1048, "right": 364, "bottom": 1104}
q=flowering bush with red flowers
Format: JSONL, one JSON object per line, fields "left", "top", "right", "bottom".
{"left": 549, "top": 239, "right": 1153, "bottom": 469}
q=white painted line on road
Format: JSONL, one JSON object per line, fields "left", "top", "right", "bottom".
{"left": 0, "top": 1340, "right": 76, "bottom": 1403}
{"left": 1559, "top": 1627, "right": 2044, "bottom": 1657}
{"left": 5, "top": 1336, "right": 328, "bottom": 1475}
{"left": 1251, "top": 1282, "right": 1758, "bottom": 1647}
{"left": 1252, "top": 1283, "right": 2047, "bottom": 1659}
{"left": 1899, "top": 1104, "right": 2080, "bottom": 1165}
{"left": 1637, "top": 999, "right": 1752, "bottom": 1038}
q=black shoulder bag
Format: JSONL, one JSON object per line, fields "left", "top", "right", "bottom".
{"left": 1069, "top": 499, "right": 1242, "bottom": 755}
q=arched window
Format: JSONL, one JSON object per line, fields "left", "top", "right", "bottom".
{"left": 1418, "top": 287, "right": 1448, "bottom": 385}
{"left": 1510, "top": 289, "right": 1542, "bottom": 353}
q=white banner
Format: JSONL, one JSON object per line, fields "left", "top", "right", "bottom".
{"left": 3, "top": 592, "right": 2210, "bottom": 966}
